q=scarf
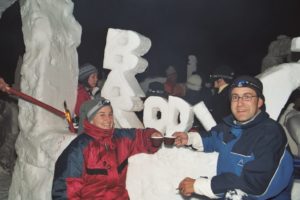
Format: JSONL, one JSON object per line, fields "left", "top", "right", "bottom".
{"left": 83, "top": 120, "right": 115, "bottom": 151}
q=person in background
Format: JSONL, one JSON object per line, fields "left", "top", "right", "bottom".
{"left": 183, "top": 73, "right": 212, "bottom": 107}
{"left": 146, "top": 81, "right": 167, "bottom": 99}
{"left": 164, "top": 65, "right": 185, "bottom": 97}
{"left": 52, "top": 98, "right": 163, "bottom": 199}
{"left": 164, "top": 65, "right": 177, "bottom": 95}
{"left": 74, "top": 63, "right": 100, "bottom": 117}
{"left": 183, "top": 73, "right": 213, "bottom": 131}
{"left": 97, "top": 68, "right": 109, "bottom": 92}
{"left": 173, "top": 75, "right": 294, "bottom": 199}
{"left": 140, "top": 81, "right": 168, "bottom": 121}
{"left": 209, "top": 65, "right": 235, "bottom": 123}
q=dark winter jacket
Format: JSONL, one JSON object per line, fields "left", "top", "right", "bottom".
{"left": 200, "top": 111, "right": 294, "bottom": 199}
{"left": 183, "top": 87, "right": 212, "bottom": 107}
{"left": 52, "top": 120, "right": 159, "bottom": 200}
{"left": 209, "top": 85, "right": 231, "bottom": 123}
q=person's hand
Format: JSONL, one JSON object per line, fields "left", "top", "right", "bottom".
{"left": 0, "top": 78, "right": 10, "bottom": 93}
{"left": 178, "top": 177, "right": 195, "bottom": 196}
{"left": 151, "top": 131, "right": 163, "bottom": 138}
{"left": 173, "top": 132, "right": 188, "bottom": 147}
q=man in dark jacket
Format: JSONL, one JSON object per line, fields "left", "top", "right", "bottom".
{"left": 174, "top": 75, "right": 294, "bottom": 199}
{"left": 209, "top": 65, "right": 235, "bottom": 123}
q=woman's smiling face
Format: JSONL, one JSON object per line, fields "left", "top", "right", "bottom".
{"left": 91, "top": 105, "right": 114, "bottom": 129}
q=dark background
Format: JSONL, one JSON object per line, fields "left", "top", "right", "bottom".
{"left": 1, "top": 0, "right": 300, "bottom": 84}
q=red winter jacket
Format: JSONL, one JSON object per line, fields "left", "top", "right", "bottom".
{"left": 52, "top": 120, "right": 159, "bottom": 200}
{"left": 74, "top": 84, "right": 91, "bottom": 116}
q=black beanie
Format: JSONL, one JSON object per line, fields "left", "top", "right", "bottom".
{"left": 146, "top": 81, "right": 167, "bottom": 98}
{"left": 210, "top": 65, "right": 235, "bottom": 81}
{"left": 230, "top": 75, "right": 265, "bottom": 101}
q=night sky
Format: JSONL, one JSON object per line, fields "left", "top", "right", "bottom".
{"left": 1, "top": 0, "right": 300, "bottom": 84}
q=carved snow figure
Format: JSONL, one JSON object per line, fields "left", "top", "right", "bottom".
{"left": 261, "top": 35, "right": 292, "bottom": 72}
{"left": 187, "top": 54, "right": 198, "bottom": 80}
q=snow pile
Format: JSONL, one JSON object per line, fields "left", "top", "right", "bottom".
{"left": 127, "top": 148, "right": 218, "bottom": 200}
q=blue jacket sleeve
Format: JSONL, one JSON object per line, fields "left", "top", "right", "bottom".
{"left": 52, "top": 135, "right": 90, "bottom": 199}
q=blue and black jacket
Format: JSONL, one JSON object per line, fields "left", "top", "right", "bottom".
{"left": 200, "top": 111, "right": 294, "bottom": 199}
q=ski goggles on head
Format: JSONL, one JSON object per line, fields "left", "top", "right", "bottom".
{"left": 87, "top": 99, "right": 111, "bottom": 120}
{"left": 231, "top": 80, "right": 261, "bottom": 90}
{"left": 230, "top": 76, "right": 264, "bottom": 101}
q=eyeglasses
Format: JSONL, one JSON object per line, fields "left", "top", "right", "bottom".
{"left": 231, "top": 94, "right": 257, "bottom": 102}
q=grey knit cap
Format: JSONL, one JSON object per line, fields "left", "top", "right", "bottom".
{"left": 79, "top": 63, "right": 98, "bottom": 82}
{"left": 80, "top": 98, "right": 111, "bottom": 122}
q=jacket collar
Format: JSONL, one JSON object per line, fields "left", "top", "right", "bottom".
{"left": 223, "top": 110, "right": 269, "bottom": 129}
{"left": 83, "top": 120, "right": 114, "bottom": 140}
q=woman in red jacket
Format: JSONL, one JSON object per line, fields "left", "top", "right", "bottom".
{"left": 52, "top": 98, "right": 163, "bottom": 199}
{"left": 74, "top": 63, "right": 100, "bottom": 117}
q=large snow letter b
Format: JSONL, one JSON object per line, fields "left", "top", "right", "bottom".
{"left": 102, "top": 28, "right": 151, "bottom": 128}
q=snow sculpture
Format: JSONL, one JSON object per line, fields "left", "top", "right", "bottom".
{"left": 143, "top": 96, "right": 201, "bottom": 136}
{"left": 8, "top": 0, "right": 81, "bottom": 199}
{"left": 261, "top": 35, "right": 292, "bottom": 72}
{"left": 165, "top": 96, "right": 193, "bottom": 136}
{"left": 187, "top": 54, "right": 198, "bottom": 80}
{"left": 258, "top": 63, "right": 300, "bottom": 120}
{"left": 193, "top": 101, "right": 217, "bottom": 131}
{"left": 101, "top": 28, "right": 151, "bottom": 128}
{"left": 258, "top": 35, "right": 300, "bottom": 121}
{"left": 291, "top": 36, "right": 300, "bottom": 53}
{"left": 143, "top": 96, "right": 168, "bottom": 133}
